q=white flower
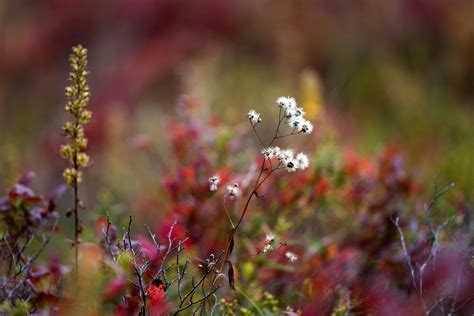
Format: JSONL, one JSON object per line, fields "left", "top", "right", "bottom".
{"left": 295, "top": 152, "right": 309, "bottom": 170}
{"left": 300, "top": 120, "right": 313, "bottom": 134}
{"left": 265, "top": 233, "right": 276, "bottom": 243}
{"left": 262, "top": 244, "right": 273, "bottom": 253}
{"left": 276, "top": 96, "right": 297, "bottom": 110}
{"left": 285, "top": 251, "right": 298, "bottom": 263}
{"left": 285, "top": 107, "right": 297, "bottom": 118}
{"left": 271, "top": 146, "right": 281, "bottom": 157}
{"left": 273, "top": 148, "right": 308, "bottom": 172}
{"left": 294, "top": 107, "right": 306, "bottom": 117}
{"left": 286, "top": 106, "right": 306, "bottom": 119}
{"left": 227, "top": 183, "right": 240, "bottom": 198}
{"left": 288, "top": 116, "right": 304, "bottom": 130}
{"left": 261, "top": 147, "right": 274, "bottom": 160}
{"left": 285, "top": 159, "right": 298, "bottom": 172}
{"left": 247, "top": 109, "right": 262, "bottom": 125}
{"left": 208, "top": 175, "right": 221, "bottom": 191}
{"left": 261, "top": 147, "right": 281, "bottom": 160}
{"left": 277, "top": 149, "right": 294, "bottom": 163}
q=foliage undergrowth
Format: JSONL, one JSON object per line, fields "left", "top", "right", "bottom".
{"left": 0, "top": 45, "right": 473, "bottom": 316}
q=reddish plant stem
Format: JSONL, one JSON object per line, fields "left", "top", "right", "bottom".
{"left": 217, "top": 107, "right": 285, "bottom": 282}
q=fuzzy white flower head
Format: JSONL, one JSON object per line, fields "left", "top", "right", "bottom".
{"left": 276, "top": 96, "right": 297, "bottom": 110}
{"left": 285, "top": 107, "right": 297, "bottom": 118}
{"left": 286, "top": 106, "right": 306, "bottom": 120}
{"left": 294, "top": 107, "right": 306, "bottom": 117}
{"left": 295, "top": 152, "right": 309, "bottom": 170}
{"left": 261, "top": 147, "right": 274, "bottom": 160}
{"left": 285, "top": 251, "right": 298, "bottom": 263}
{"left": 300, "top": 120, "right": 313, "bottom": 134}
{"left": 277, "top": 149, "right": 294, "bottom": 163}
{"left": 247, "top": 109, "right": 262, "bottom": 125}
{"left": 262, "top": 147, "right": 281, "bottom": 160}
{"left": 288, "top": 116, "right": 305, "bottom": 130}
{"left": 285, "top": 158, "right": 298, "bottom": 173}
{"left": 227, "top": 183, "right": 240, "bottom": 199}
{"left": 265, "top": 233, "right": 276, "bottom": 243}
{"left": 208, "top": 175, "right": 221, "bottom": 191}
{"left": 271, "top": 146, "right": 281, "bottom": 157}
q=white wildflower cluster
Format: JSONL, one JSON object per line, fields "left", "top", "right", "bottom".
{"left": 261, "top": 147, "right": 309, "bottom": 173}
{"left": 276, "top": 96, "right": 313, "bottom": 134}
{"left": 208, "top": 175, "right": 221, "bottom": 192}
{"left": 248, "top": 96, "right": 313, "bottom": 173}
{"left": 262, "top": 233, "right": 276, "bottom": 254}
{"left": 276, "top": 96, "right": 297, "bottom": 109}
{"left": 209, "top": 174, "right": 241, "bottom": 198}
{"left": 285, "top": 251, "right": 298, "bottom": 263}
{"left": 208, "top": 175, "right": 241, "bottom": 199}
{"left": 226, "top": 183, "right": 240, "bottom": 199}
{"left": 261, "top": 233, "right": 298, "bottom": 263}
{"left": 247, "top": 109, "right": 262, "bottom": 125}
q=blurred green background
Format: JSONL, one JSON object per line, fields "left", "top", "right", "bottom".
{"left": 1, "top": 0, "right": 473, "bottom": 202}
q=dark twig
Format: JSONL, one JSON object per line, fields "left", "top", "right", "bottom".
{"left": 127, "top": 215, "right": 148, "bottom": 316}
{"left": 392, "top": 216, "right": 427, "bottom": 313}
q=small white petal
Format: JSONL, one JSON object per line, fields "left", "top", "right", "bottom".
{"left": 276, "top": 96, "right": 297, "bottom": 110}
{"left": 288, "top": 116, "right": 304, "bottom": 130}
{"left": 294, "top": 107, "right": 306, "bottom": 117}
{"left": 265, "top": 233, "right": 276, "bottom": 243}
{"left": 295, "top": 152, "right": 309, "bottom": 170}
{"left": 285, "top": 251, "right": 298, "bottom": 263}
{"left": 285, "top": 159, "right": 298, "bottom": 172}
{"left": 300, "top": 120, "right": 313, "bottom": 134}
{"left": 227, "top": 183, "right": 240, "bottom": 198}
{"left": 208, "top": 175, "right": 221, "bottom": 191}
{"left": 277, "top": 149, "right": 294, "bottom": 162}
{"left": 247, "top": 109, "right": 262, "bottom": 125}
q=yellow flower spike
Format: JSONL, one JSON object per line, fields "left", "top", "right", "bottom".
{"left": 60, "top": 45, "right": 92, "bottom": 274}
{"left": 299, "top": 69, "right": 324, "bottom": 120}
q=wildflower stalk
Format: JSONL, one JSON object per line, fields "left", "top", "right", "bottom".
{"left": 60, "top": 45, "right": 92, "bottom": 273}
{"left": 217, "top": 106, "right": 290, "bottom": 284}
{"left": 213, "top": 97, "right": 312, "bottom": 290}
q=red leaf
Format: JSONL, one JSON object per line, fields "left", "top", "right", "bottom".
{"left": 104, "top": 277, "right": 127, "bottom": 300}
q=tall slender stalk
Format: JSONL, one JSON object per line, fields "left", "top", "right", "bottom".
{"left": 217, "top": 106, "right": 292, "bottom": 282}
{"left": 60, "top": 45, "right": 92, "bottom": 273}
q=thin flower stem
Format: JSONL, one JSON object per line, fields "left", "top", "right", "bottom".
{"left": 73, "top": 162, "right": 79, "bottom": 276}
{"left": 217, "top": 158, "right": 279, "bottom": 282}
{"left": 231, "top": 243, "right": 286, "bottom": 261}
{"left": 223, "top": 199, "right": 236, "bottom": 229}
{"left": 250, "top": 121, "right": 265, "bottom": 147}
{"left": 256, "top": 167, "right": 280, "bottom": 190}
{"left": 274, "top": 129, "right": 301, "bottom": 139}
{"left": 268, "top": 108, "right": 284, "bottom": 147}
{"left": 218, "top": 107, "right": 286, "bottom": 279}
{"left": 235, "top": 189, "right": 257, "bottom": 232}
